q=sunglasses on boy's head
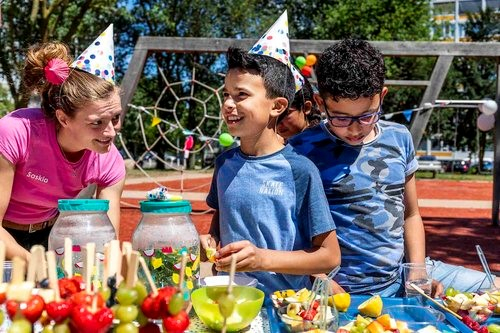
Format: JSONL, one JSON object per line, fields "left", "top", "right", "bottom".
{"left": 324, "top": 102, "right": 382, "bottom": 128}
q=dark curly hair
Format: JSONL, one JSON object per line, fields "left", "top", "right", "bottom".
{"left": 316, "top": 39, "right": 385, "bottom": 101}
{"left": 291, "top": 78, "right": 322, "bottom": 127}
{"left": 226, "top": 47, "right": 295, "bottom": 108}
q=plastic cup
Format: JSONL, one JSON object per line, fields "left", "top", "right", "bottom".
{"left": 402, "top": 262, "right": 434, "bottom": 298}
{"left": 3, "top": 261, "right": 12, "bottom": 282}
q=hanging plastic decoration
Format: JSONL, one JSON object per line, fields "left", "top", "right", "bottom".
{"left": 150, "top": 116, "right": 162, "bottom": 127}
{"left": 294, "top": 56, "right": 306, "bottom": 69}
{"left": 301, "top": 65, "right": 313, "bottom": 77}
{"left": 183, "top": 135, "right": 195, "bottom": 159}
{"left": 477, "top": 113, "right": 495, "bottom": 131}
{"left": 305, "top": 54, "right": 317, "bottom": 66}
{"left": 219, "top": 133, "right": 234, "bottom": 147}
{"left": 478, "top": 99, "right": 498, "bottom": 116}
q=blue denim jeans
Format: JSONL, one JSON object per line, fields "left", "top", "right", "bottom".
{"left": 427, "top": 257, "right": 494, "bottom": 292}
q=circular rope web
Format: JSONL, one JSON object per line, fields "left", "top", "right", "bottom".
{"left": 119, "top": 64, "right": 225, "bottom": 210}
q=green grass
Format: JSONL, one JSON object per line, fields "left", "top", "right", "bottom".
{"left": 416, "top": 171, "right": 493, "bottom": 181}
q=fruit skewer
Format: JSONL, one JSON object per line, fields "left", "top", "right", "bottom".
{"left": 64, "top": 238, "right": 72, "bottom": 278}
{"left": 219, "top": 255, "right": 236, "bottom": 333}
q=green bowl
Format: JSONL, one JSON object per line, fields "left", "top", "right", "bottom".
{"left": 191, "top": 286, "right": 265, "bottom": 332}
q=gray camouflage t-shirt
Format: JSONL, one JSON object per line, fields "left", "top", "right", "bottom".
{"left": 289, "top": 120, "right": 418, "bottom": 294}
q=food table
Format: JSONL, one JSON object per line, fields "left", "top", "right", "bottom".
{"left": 262, "top": 294, "right": 500, "bottom": 333}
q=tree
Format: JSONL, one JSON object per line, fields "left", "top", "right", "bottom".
{"left": 435, "top": 8, "right": 499, "bottom": 169}
{"left": 0, "top": 0, "right": 123, "bottom": 109}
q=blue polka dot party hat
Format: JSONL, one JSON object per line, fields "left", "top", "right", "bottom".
{"left": 249, "top": 11, "right": 304, "bottom": 92}
{"left": 71, "top": 24, "right": 115, "bottom": 84}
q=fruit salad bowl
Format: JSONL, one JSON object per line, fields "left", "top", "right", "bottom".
{"left": 271, "top": 288, "right": 317, "bottom": 309}
{"left": 191, "top": 286, "right": 264, "bottom": 332}
{"left": 443, "top": 291, "right": 495, "bottom": 324}
{"left": 277, "top": 303, "right": 338, "bottom": 332}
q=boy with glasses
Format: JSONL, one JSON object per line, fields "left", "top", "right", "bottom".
{"left": 289, "top": 38, "right": 496, "bottom": 296}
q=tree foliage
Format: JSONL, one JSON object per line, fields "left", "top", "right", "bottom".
{"left": 0, "top": 0, "right": 123, "bottom": 109}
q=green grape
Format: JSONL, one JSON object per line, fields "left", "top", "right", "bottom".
{"left": 168, "top": 293, "right": 184, "bottom": 315}
{"left": 445, "top": 287, "right": 457, "bottom": 297}
{"left": 136, "top": 310, "right": 149, "bottom": 327}
{"left": 218, "top": 293, "right": 236, "bottom": 318}
{"left": 0, "top": 309, "right": 4, "bottom": 326}
{"left": 41, "top": 326, "right": 54, "bottom": 333}
{"left": 7, "top": 318, "right": 32, "bottom": 333}
{"left": 100, "top": 288, "right": 111, "bottom": 302}
{"left": 114, "top": 323, "right": 139, "bottom": 333}
{"left": 463, "top": 292, "right": 473, "bottom": 299}
{"left": 488, "top": 324, "right": 500, "bottom": 333}
{"left": 53, "top": 323, "right": 70, "bottom": 333}
{"left": 116, "top": 305, "right": 139, "bottom": 323}
{"left": 116, "top": 286, "right": 139, "bottom": 305}
{"left": 134, "top": 281, "right": 148, "bottom": 304}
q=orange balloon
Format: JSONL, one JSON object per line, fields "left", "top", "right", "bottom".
{"left": 305, "top": 54, "right": 317, "bottom": 66}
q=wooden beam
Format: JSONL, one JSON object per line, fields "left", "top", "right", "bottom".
{"left": 131, "top": 37, "right": 500, "bottom": 57}
{"left": 410, "top": 55, "right": 454, "bottom": 147}
{"left": 385, "top": 80, "right": 430, "bottom": 86}
{"left": 493, "top": 58, "right": 500, "bottom": 227}
{"left": 120, "top": 47, "right": 149, "bottom": 123}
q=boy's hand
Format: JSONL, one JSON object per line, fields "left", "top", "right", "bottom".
{"left": 215, "top": 240, "right": 262, "bottom": 272}
{"left": 431, "top": 279, "right": 444, "bottom": 298}
{"left": 200, "top": 234, "right": 218, "bottom": 262}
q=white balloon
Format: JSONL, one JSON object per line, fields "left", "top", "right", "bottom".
{"left": 478, "top": 100, "right": 498, "bottom": 115}
{"left": 477, "top": 112, "right": 495, "bottom": 131}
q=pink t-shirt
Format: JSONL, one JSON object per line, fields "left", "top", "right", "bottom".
{"left": 0, "top": 108, "right": 126, "bottom": 224}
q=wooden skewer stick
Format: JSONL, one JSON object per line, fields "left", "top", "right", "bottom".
{"left": 139, "top": 257, "right": 158, "bottom": 296}
{"left": 47, "top": 251, "right": 61, "bottom": 302}
{"left": 64, "top": 238, "right": 72, "bottom": 277}
{"left": 126, "top": 251, "right": 139, "bottom": 289}
{"left": 26, "top": 246, "right": 38, "bottom": 283}
{"left": 227, "top": 255, "right": 236, "bottom": 295}
{"left": 178, "top": 252, "right": 188, "bottom": 291}
{"left": 409, "top": 283, "right": 462, "bottom": 320}
{"left": 84, "top": 243, "right": 96, "bottom": 294}
{"left": 0, "top": 241, "right": 5, "bottom": 282}
{"left": 107, "top": 240, "right": 121, "bottom": 288}
{"left": 221, "top": 255, "right": 237, "bottom": 333}
{"left": 102, "top": 243, "right": 110, "bottom": 293}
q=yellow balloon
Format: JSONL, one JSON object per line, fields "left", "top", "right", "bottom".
{"left": 151, "top": 116, "right": 161, "bottom": 127}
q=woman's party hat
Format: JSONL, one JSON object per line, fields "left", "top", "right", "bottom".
{"left": 248, "top": 11, "right": 304, "bottom": 92}
{"left": 71, "top": 24, "right": 115, "bottom": 84}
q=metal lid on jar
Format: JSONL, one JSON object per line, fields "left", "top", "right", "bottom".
{"left": 139, "top": 200, "right": 192, "bottom": 214}
{"left": 58, "top": 199, "right": 110, "bottom": 211}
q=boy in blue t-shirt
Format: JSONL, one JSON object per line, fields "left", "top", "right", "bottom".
{"left": 289, "top": 38, "right": 497, "bottom": 296}
{"left": 200, "top": 47, "right": 340, "bottom": 295}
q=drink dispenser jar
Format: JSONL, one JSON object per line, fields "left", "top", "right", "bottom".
{"left": 48, "top": 199, "right": 117, "bottom": 278}
{"left": 132, "top": 200, "right": 200, "bottom": 291}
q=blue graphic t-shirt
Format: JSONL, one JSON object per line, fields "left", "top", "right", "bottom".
{"left": 289, "top": 120, "right": 418, "bottom": 294}
{"left": 206, "top": 144, "right": 336, "bottom": 295}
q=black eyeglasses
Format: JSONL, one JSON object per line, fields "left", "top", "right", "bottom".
{"left": 325, "top": 103, "right": 382, "bottom": 127}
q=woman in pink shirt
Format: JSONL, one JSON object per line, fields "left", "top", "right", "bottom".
{"left": 0, "top": 41, "right": 125, "bottom": 260}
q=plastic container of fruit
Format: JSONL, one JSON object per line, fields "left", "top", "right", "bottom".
{"left": 191, "top": 285, "right": 264, "bottom": 332}
{"left": 385, "top": 305, "right": 444, "bottom": 330}
{"left": 267, "top": 295, "right": 465, "bottom": 333}
{"left": 270, "top": 288, "right": 318, "bottom": 308}
{"left": 276, "top": 304, "right": 338, "bottom": 332}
